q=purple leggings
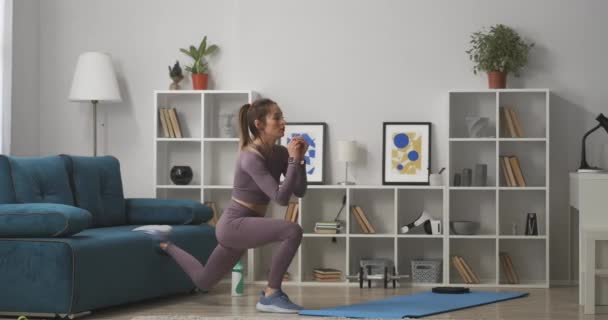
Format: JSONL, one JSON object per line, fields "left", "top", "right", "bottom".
{"left": 165, "top": 200, "right": 303, "bottom": 290}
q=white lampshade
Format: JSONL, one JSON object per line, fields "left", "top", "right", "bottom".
{"left": 337, "top": 140, "right": 357, "bottom": 162}
{"left": 69, "top": 52, "right": 122, "bottom": 102}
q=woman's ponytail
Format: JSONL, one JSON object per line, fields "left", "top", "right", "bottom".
{"left": 238, "top": 103, "right": 252, "bottom": 149}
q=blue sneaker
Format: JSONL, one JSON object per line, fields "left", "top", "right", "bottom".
{"left": 132, "top": 225, "right": 172, "bottom": 242}
{"left": 256, "top": 290, "right": 303, "bottom": 313}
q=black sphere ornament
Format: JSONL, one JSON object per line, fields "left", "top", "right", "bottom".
{"left": 170, "top": 166, "right": 193, "bottom": 185}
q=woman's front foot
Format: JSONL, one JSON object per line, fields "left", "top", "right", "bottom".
{"left": 256, "top": 289, "right": 303, "bottom": 313}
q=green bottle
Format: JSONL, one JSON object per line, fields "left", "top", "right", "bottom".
{"left": 231, "top": 261, "right": 244, "bottom": 296}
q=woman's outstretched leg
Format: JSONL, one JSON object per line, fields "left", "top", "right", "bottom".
{"left": 164, "top": 242, "right": 245, "bottom": 291}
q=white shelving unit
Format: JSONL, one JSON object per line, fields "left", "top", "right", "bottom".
{"left": 153, "top": 89, "right": 549, "bottom": 288}
{"left": 448, "top": 89, "right": 550, "bottom": 288}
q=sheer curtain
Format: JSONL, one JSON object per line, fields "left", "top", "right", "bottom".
{"left": 0, "top": 0, "right": 11, "bottom": 154}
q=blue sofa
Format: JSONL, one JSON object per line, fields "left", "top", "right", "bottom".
{"left": 0, "top": 155, "right": 218, "bottom": 319}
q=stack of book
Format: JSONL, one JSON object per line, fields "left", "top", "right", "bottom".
{"left": 283, "top": 202, "right": 299, "bottom": 223}
{"left": 283, "top": 272, "right": 291, "bottom": 281}
{"left": 159, "top": 107, "right": 184, "bottom": 138}
{"left": 314, "top": 221, "right": 342, "bottom": 234}
{"left": 350, "top": 205, "right": 376, "bottom": 233}
{"left": 500, "top": 155, "right": 526, "bottom": 187}
{"left": 500, "top": 252, "right": 520, "bottom": 284}
{"left": 451, "top": 255, "right": 480, "bottom": 284}
{"left": 500, "top": 106, "right": 524, "bottom": 138}
{"left": 313, "top": 268, "right": 342, "bottom": 282}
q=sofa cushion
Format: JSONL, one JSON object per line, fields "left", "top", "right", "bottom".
{"left": 0, "top": 203, "right": 92, "bottom": 237}
{"left": 63, "top": 155, "right": 126, "bottom": 227}
{"left": 0, "top": 155, "right": 16, "bottom": 204}
{"left": 8, "top": 156, "right": 74, "bottom": 205}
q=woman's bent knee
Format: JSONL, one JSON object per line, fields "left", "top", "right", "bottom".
{"left": 287, "top": 223, "right": 303, "bottom": 240}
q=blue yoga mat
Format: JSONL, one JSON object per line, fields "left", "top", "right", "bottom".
{"left": 299, "top": 291, "right": 528, "bottom": 319}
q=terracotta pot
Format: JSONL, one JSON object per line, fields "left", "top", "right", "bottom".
{"left": 487, "top": 71, "right": 506, "bottom": 89}
{"left": 192, "top": 73, "right": 209, "bottom": 90}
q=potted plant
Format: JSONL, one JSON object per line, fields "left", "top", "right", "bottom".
{"left": 466, "top": 24, "right": 534, "bottom": 89}
{"left": 180, "top": 36, "right": 219, "bottom": 90}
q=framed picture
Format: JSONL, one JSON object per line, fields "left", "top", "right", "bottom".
{"left": 382, "top": 122, "right": 431, "bottom": 185}
{"left": 279, "top": 122, "right": 327, "bottom": 184}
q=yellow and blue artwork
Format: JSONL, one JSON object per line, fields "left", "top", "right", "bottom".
{"left": 383, "top": 122, "right": 431, "bottom": 185}
{"left": 391, "top": 132, "right": 422, "bottom": 175}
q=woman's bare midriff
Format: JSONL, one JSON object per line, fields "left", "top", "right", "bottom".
{"left": 232, "top": 197, "right": 268, "bottom": 216}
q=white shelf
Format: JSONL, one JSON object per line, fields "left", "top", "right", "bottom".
{"left": 155, "top": 89, "right": 253, "bottom": 94}
{"left": 204, "top": 185, "right": 233, "bottom": 189}
{"left": 156, "top": 185, "right": 201, "bottom": 189}
{"left": 449, "top": 138, "right": 497, "bottom": 142}
{"left": 349, "top": 234, "right": 395, "bottom": 238}
{"left": 156, "top": 138, "right": 201, "bottom": 143}
{"left": 303, "top": 233, "right": 346, "bottom": 238}
{"left": 449, "top": 88, "right": 550, "bottom": 93}
{"left": 203, "top": 138, "right": 239, "bottom": 142}
{"left": 397, "top": 234, "right": 444, "bottom": 238}
{"left": 448, "top": 89, "right": 550, "bottom": 288}
{"left": 499, "top": 235, "right": 547, "bottom": 240}
{"left": 449, "top": 235, "right": 497, "bottom": 239}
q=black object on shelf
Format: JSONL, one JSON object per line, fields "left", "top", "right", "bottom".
{"left": 170, "top": 166, "right": 193, "bottom": 185}
{"left": 525, "top": 212, "right": 538, "bottom": 236}
{"left": 579, "top": 113, "right": 608, "bottom": 172}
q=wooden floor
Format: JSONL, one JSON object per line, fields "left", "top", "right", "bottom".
{"left": 82, "top": 284, "right": 605, "bottom": 319}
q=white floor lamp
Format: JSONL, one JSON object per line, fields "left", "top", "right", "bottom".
{"left": 69, "top": 52, "right": 122, "bottom": 156}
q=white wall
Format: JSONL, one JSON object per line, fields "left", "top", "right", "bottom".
{"left": 11, "top": 0, "right": 39, "bottom": 156}
{"left": 12, "top": 0, "right": 608, "bottom": 283}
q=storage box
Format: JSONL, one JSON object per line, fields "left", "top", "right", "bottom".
{"left": 411, "top": 259, "right": 442, "bottom": 283}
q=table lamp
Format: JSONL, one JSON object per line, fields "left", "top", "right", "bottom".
{"left": 579, "top": 113, "right": 608, "bottom": 172}
{"left": 337, "top": 140, "right": 357, "bottom": 185}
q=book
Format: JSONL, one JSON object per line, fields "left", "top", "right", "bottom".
{"left": 290, "top": 203, "right": 299, "bottom": 223}
{"left": 169, "top": 108, "right": 183, "bottom": 138}
{"left": 508, "top": 107, "right": 524, "bottom": 137}
{"left": 162, "top": 108, "right": 175, "bottom": 138}
{"left": 503, "top": 106, "right": 519, "bottom": 138}
{"left": 509, "top": 156, "right": 526, "bottom": 187}
{"left": 313, "top": 268, "right": 342, "bottom": 275}
{"left": 457, "top": 256, "right": 480, "bottom": 284}
{"left": 159, "top": 109, "right": 169, "bottom": 138}
{"left": 452, "top": 255, "right": 472, "bottom": 284}
{"left": 354, "top": 206, "right": 376, "bottom": 234}
{"left": 500, "top": 157, "right": 512, "bottom": 187}
{"left": 502, "top": 156, "right": 517, "bottom": 187}
{"left": 500, "top": 253, "right": 516, "bottom": 284}
{"left": 350, "top": 205, "right": 369, "bottom": 233}
{"left": 284, "top": 202, "right": 297, "bottom": 221}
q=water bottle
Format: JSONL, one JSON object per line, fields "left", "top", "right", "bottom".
{"left": 231, "top": 261, "right": 244, "bottom": 296}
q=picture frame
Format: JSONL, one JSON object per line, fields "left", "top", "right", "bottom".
{"left": 382, "top": 122, "right": 431, "bottom": 185}
{"left": 279, "top": 122, "right": 327, "bottom": 184}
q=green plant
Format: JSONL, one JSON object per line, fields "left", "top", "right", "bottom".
{"left": 180, "top": 36, "right": 219, "bottom": 74}
{"left": 466, "top": 24, "right": 534, "bottom": 76}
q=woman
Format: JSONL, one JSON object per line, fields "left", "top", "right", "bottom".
{"left": 134, "top": 98, "right": 308, "bottom": 313}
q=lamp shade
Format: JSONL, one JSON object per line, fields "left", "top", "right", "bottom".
{"left": 69, "top": 52, "right": 122, "bottom": 102}
{"left": 337, "top": 140, "right": 357, "bottom": 162}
